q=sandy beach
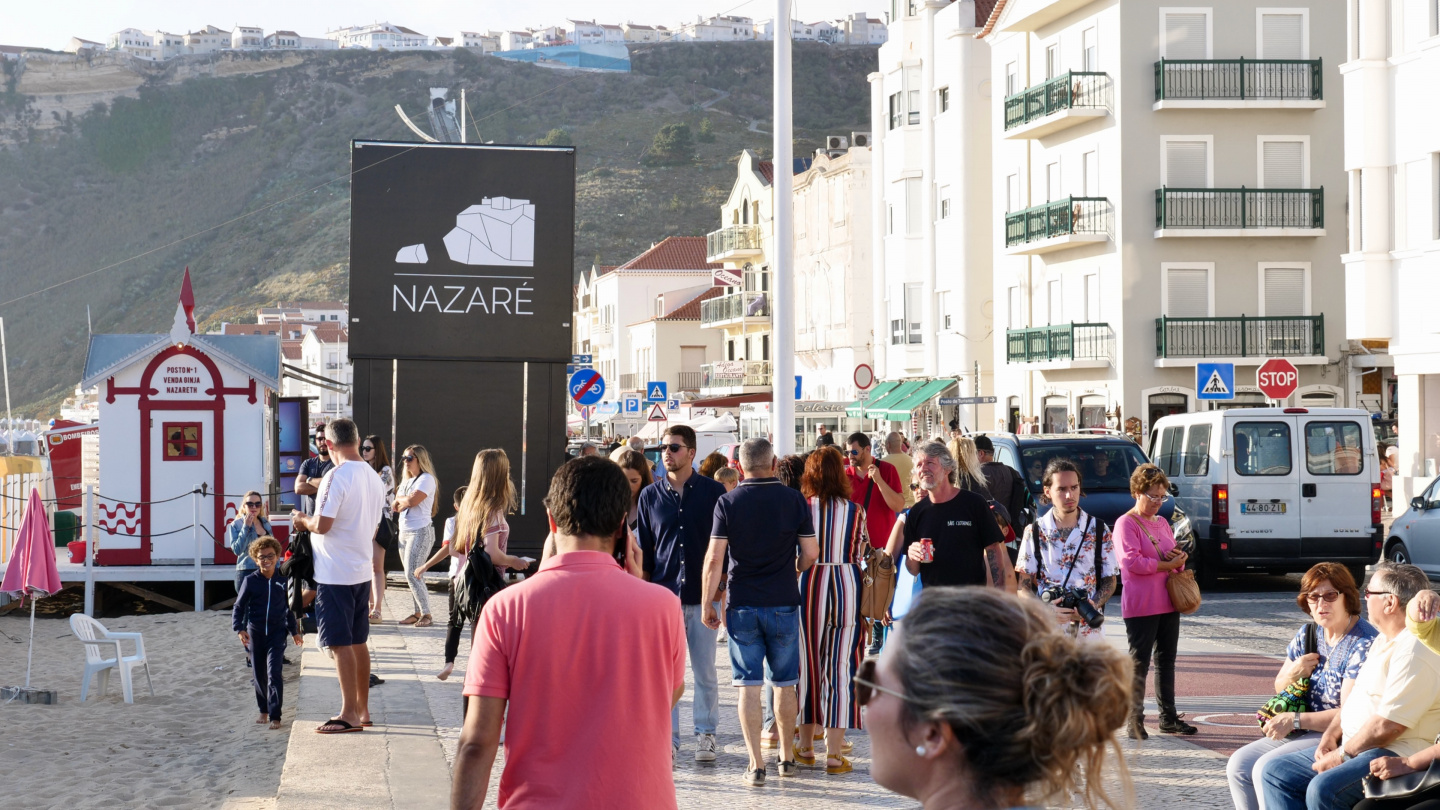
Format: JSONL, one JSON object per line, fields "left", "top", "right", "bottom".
{"left": 0, "top": 608, "right": 294, "bottom": 809}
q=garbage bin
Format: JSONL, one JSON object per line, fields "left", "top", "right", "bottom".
{"left": 53, "top": 510, "right": 78, "bottom": 546}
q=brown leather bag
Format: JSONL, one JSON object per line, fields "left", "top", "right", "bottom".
{"left": 860, "top": 546, "right": 897, "bottom": 621}
{"left": 1133, "top": 512, "right": 1201, "bottom": 615}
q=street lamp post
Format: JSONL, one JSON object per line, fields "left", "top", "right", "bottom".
{"left": 772, "top": 0, "right": 796, "bottom": 456}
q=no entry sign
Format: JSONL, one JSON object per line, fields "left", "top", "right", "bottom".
{"left": 1257, "top": 358, "right": 1300, "bottom": 400}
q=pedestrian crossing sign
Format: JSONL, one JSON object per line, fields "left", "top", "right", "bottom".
{"left": 1196, "top": 362, "right": 1235, "bottom": 401}
{"left": 647, "top": 381, "right": 667, "bottom": 402}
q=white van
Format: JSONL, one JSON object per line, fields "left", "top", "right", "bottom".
{"left": 1148, "top": 408, "right": 1382, "bottom": 586}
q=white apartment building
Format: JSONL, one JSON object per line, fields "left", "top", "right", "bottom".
{"left": 837, "top": 13, "right": 891, "bottom": 45}
{"left": 1343, "top": 0, "right": 1438, "bottom": 502}
{"left": 600, "top": 25, "right": 627, "bottom": 44}
{"left": 625, "top": 287, "right": 725, "bottom": 400}
{"left": 571, "top": 238, "right": 721, "bottom": 407}
{"left": 564, "top": 20, "right": 606, "bottom": 44}
{"left": 328, "top": 23, "right": 429, "bottom": 50}
{"left": 185, "top": 26, "right": 231, "bottom": 55}
{"left": 983, "top": 0, "right": 1347, "bottom": 438}
{"left": 266, "top": 31, "right": 301, "bottom": 49}
{"left": 530, "top": 26, "right": 566, "bottom": 47}
{"left": 258, "top": 300, "right": 348, "bottom": 324}
{"left": 680, "top": 16, "right": 756, "bottom": 42}
{"left": 793, "top": 144, "right": 876, "bottom": 405}
{"left": 869, "top": 0, "right": 994, "bottom": 438}
{"left": 299, "top": 323, "right": 352, "bottom": 421}
{"left": 501, "top": 31, "right": 533, "bottom": 51}
{"left": 753, "top": 19, "right": 821, "bottom": 41}
{"left": 624, "top": 24, "right": 666, "bottom": 42}
{"left": 109, "top": 29, "right": 159, "bottom": 60}
{"left": 232, "top": 26, "right": 264, "bottom": 49}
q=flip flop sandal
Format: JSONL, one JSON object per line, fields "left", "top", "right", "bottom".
{"left": 399, "top": 613, "right": 422, "bottom": 625}
{"left": 316, "top": 718, "right": 364, "bottom": 734}
{"left": 368, "top": 611, "right": 382, "bottom": 624}
{"left": 360, "top": 721, "right": 374, "bottom": 727}
{"left": 415, "top": 616, "right": 434, "bottom": 628}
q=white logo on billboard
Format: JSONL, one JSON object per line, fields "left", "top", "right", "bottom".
{"left": 395, "top": 196, "right": 536, "bottom": 267}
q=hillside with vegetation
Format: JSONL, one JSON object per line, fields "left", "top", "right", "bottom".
{"left": 0, "top": 42, "right": 876, "bottom": 416}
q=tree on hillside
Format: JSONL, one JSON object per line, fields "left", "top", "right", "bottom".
{"left": 647, "top": 122, "right": 694, "bottom": 164}
{"left": 537, "top": 128, "right": 573, "bottom": 146}
{"left": 697, "top": 118, "right": 715, "bottom": 143}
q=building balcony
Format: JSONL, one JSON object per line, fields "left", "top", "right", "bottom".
{"left": 590, "top": 323, "right": 614, "bottom": 347}
{"left": 1154, "top": 187, "right": 1324, "bottom": 237}
{"left": 1154, "top": 315, "right": 1326, "bottom": 366}
{"left": 677, "top": 371, "right": 701, "bottom": 392}
{"left": 619, "top": 373, "right": 643, "bottom": 392}
{"left": 1006, "top": 323, "right": 1114, "bottom": 369}
{"left": 1154, "top": 58, "right": 1324, "bottom": 109}
{"left": 1003, "top": 72, "right": 1111, "bottom": 139}
{"left": 1004, "top": 197, "right": 1112, "bottom": 255}
{"left": 701, "top": 291, "right": 770, "bottom": 328}
{"left": 706, "top": 225, "right": 763, "bottom": 262}
{"left": 700, "top": 361, "right": 772, "bottom": 396}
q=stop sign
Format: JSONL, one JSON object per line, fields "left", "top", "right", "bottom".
{"left": 1256, "top": 358, "right": 1300, "bottom": 400}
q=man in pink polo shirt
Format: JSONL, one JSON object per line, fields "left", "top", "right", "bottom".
{"left": 452, "top": 456, "right": 686, "bottom": 810}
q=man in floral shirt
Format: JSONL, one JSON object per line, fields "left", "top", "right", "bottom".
{"left": 1015, "top": 458, "right": 1118, "bottom": 640}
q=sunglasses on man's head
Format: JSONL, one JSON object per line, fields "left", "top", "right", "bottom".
{"left": 661, "top": 443, "right": 690, "bottom": 454}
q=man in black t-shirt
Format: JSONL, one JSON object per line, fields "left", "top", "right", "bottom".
{"left": 901, "top": 441, "right": 1015, "bottom": 589}
{"left": 295, "top": 424, "right": 334, "bottom": 515}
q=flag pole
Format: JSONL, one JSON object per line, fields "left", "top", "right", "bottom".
{"left": 0, "top": 317, "right": 12, "bottom": 457}
{"left": 771, "top": 0, "right": 796, "bottom": 455}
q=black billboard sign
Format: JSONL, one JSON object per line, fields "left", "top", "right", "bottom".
{"left": 348, "top": 140, "right": 575, "bottom": 362}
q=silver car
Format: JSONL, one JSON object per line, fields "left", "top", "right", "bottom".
{"left": 1384, "top": 476, "right": 1440, "bottom": 573}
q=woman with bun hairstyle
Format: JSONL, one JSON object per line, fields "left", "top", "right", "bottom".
{"left": 1114, "top": 463, "right": 1193, "bottom": 740}
{"left": 862, "top": 587, "right": 1133, "bottom": 809}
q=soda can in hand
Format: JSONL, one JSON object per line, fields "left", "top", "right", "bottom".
{"left": 920, "top": 538, "right": 934, "bottom": 563}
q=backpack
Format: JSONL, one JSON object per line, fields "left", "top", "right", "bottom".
{"left": 453, "top": 543, "right": 507, "bottom": 625}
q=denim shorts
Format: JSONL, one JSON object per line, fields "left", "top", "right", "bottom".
{"left": 726, "top": 605, "right": 801, "bottom": 687}
{"left": 316, "top": 582, "right": 371, "bottom": 648}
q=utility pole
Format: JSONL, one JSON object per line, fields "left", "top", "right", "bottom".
{"left": 771, "top": 0, "right": 796, "bottom": 456}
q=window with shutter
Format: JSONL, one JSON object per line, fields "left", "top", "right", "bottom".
{"left": 1262, "top": 267, "right": 1305, "bottom": 315}
{"left": 904, "top": 177, "right": 922, "bottom": 236}
{"left": 1165, "top": 140, "right": 1209, "bottom": 188}
{"left": 1007, "top": 173, "right": 1022, "bottom": 213}
{"left": 1163, "top": 12, "right": 1209, "bottom": 59}
{"left": 1047, "top": 162, "right": 1062, "bottom": 202}
{"left": 1083, "top": 151, "right": 1099, "bottom": 197}
{"left": 1262, "top": 141, "right": 1305, "bottom": 188}
{"left": 1083, "top": 28, "right": 1098, "bottom": 71}
{"left": 1046, "top": 44, "right": 1060, "bottom": 80}
{"left": 1048, "top": 279, "right": 1063, "bottom": 325}
{"left": 1261, "top": 13, "right": 1304, "bottom": 59}
{"left": 1166, "top": 268, "right": 1209, "bottom": 316}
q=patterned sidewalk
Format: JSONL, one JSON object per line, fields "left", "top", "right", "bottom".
{"left": 376, "top": 577, "right": 1237, "bottom": 809}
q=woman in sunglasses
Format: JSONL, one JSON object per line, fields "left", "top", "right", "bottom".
{"left": 395, "top": 445, "right": 440, "bottom": 627}
{"left": 1226, "top": 562, "right": 1375, "bottom": 810}
{"left": 361, "top": 436, "right": 395, "bottom": 623}
{"left": 860, "top": 587, "right": 1132, "bottom": 810}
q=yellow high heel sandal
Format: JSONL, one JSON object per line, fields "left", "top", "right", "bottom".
{"left": 826, "top": 755, "right": 853, "bottom": 775}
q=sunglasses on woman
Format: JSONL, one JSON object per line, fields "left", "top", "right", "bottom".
{"left": 361, "top": 445, "right": 374, "bottom": 453}
{"left": 1305, "top": 590, "right": 1342, "bottom": 604}
{"left": 245, "top": 500, "right": 262, "bottom": 509}
{"left": 853, "top": 658, "right": 914, "bottom": 706}
{"left": 403, "top": 455, "right": 416, "bottom": 462}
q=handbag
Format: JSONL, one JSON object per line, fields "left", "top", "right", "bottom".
{"left": 1363, "top": 760, "right": 1440, "bottom": 800}
{"left": 1133, "top": 512, "right": 1202, "bottom": 615}
{"left": 860, "top": 545, "right": 897, "bottom": 622}
{"left": 1256, "top": 622, "right": 1317, "bottom": 727}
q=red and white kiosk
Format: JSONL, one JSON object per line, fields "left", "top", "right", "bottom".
{"left": 80, "top": 272, "right": 280, "bottom": 566}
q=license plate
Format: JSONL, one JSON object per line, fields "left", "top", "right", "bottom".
{"left": 1241, "top": 502, "right": 1287, "bottom": 514}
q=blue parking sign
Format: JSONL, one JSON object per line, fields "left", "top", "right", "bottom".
{"left": 647, "top": 381, "right": 667, "bottom": 402}
{"left": 1196, "top": 363, "right": 1235, "bottom": 401}
{"left": 624, "top": 397, "right": 641, "bottom": 413}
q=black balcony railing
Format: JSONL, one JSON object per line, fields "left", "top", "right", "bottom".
{"left": 1006, "top": 323, "right": 1114, "bottom": 364}
{"left": 1155, "top": 187, "right": 1324, "bottom": 230}
{"left": 1005, "top": 197, "right": 1111, "bottom": 247}
{"left": 1155, "top": 58, "right": 1322, "bottom": 101}
{"left": 1003, "top": 71, "right": 1112, "bottom": 130}
{"left": 1155, "top": 315, "right": 1324, "bottom": 358}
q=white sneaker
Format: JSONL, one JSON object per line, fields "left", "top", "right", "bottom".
{"left": 717, "top": 629, "right": 728, "bottom": 644}
{"left": 695, "top": 733, "right": 717, "bottom": 762}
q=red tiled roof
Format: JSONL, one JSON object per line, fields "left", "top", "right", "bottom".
{"left": 308, "top": 322, "right": 349, "bottom": 342}
{"left": 659, "top": 287, "right": 724, "bottom": 321}
{"left": 595, "top": 265, "right": 619, "bottom": 277}
{"left": 615, "top": 237, "right": 719, "bottom": 271}
{"left": 756, "top": 158, "right": 812, "bottom": 185}
{"left": 976, "top": 0, "right": 1005, "bottom": 38}
{"left": 281, "top": 341, "right": 303, "bottom": 360}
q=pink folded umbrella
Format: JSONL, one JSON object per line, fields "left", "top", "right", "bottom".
{"left": 2, "top": 488, "right": 62, "bottom": 689}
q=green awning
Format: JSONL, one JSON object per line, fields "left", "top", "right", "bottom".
{"left": 845, "top": 381, "right": 898, "bottom": 418}
{"left": 879, "top": 378, "right": 958, "bottom": 421}
{"left": 864, "top": 380, "right": 925, "bottom": 419}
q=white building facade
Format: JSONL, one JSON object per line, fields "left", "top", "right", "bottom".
{"left": 1343, "top": 0, "right": 1436, "bottom": 502}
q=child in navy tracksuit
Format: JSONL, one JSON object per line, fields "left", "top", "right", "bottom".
{"left": 232, "top": 536, "right": 303, "bottom": 729}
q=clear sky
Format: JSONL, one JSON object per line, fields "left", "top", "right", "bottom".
{"left": 10, "top": 0, "right": 885, "bottom": 51}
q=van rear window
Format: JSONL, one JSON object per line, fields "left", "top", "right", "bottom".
{"left": 1304, "top": 422, "right": 1364, "bottom": 476}
{"left": 1234, "top": 422, "right": 1292, "bottom": 476}
{"left": 1183, "top": 424, "right": 1211, "bottom": 477}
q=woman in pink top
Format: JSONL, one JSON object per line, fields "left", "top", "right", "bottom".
{"left": 1114, "top": 463, "right": 1194, "bottom": 741}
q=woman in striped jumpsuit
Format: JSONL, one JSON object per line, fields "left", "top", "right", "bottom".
{"left": 796, "top": 446, "right": 868, "bottom": 775}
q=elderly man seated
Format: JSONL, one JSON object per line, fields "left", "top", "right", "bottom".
{"left": 1259, "top": 562, "right": 1440, "bottom": 810}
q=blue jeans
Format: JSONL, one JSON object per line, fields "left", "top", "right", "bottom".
{"left": 1226, "top": 731, "right": 1320, "bottom": 810}
{"left": 1260, "top": 745, "right": 1394, "bottom": 810}
{"left": 672, "top": 603, "right": 720, "bottom": 746}
{"left": 727, "top": 605, "right": 801, "bottom": 687}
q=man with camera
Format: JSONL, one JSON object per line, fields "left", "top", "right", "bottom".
{"left": 1015, "top": 458, "right": 1118, "bottom": 640}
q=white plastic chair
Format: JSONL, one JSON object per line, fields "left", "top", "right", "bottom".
{"left": 70, "top": 614, "right": 154, "bottom": 703}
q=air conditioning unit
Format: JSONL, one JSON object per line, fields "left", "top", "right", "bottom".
{"left": 850, "top": 131, "right": 871, "bottom": 148}
{"left": 826, "top": 135, "right": 849, "bottom": 151}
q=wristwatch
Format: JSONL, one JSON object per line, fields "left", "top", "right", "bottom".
{"left": 1340, "top": 748, "right": 1353, "bottom": 763}
{"left": 1293, "top": 714, "right": 1302, "bottom": 732}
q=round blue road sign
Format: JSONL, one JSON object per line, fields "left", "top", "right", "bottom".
{"left": 569, "top": 369, "right": 605, "bottom": 405}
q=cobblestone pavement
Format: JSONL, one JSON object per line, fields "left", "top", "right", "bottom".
{"left": 375, "top": 571, "right": 1325, "bottom": 808}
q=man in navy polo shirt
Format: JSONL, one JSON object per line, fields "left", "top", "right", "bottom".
{"left": 701, "top": 438, "right": 819, "bottom": 787}
{"left": 637, "top": 424, "right": 728, "bottom": 764}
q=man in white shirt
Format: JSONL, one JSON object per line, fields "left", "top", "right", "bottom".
{"left": 292, "top": 418, "right": 386, "bottom": 734}
{"left": 1260, "top": 562, "right": 1440, "bottom": 810}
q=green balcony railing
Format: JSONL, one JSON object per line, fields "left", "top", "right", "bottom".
{"left": 1155, "top": 315, "right": 1324, "bottom": 358}
{"left": 1003, "top": 71, "right": 1112, "bottom": 131}
{"left": 1006, "top": 323, "right": 1114, "bottom": 364}
{"left": 1155, "top": 187, "right": 1323, "bottom": 230}
{"left": 1155, "top": 58, "right": 1322, "bottom": 101}
{"left": 1005, "top": 197, "right": 1111, "bottom": 247}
